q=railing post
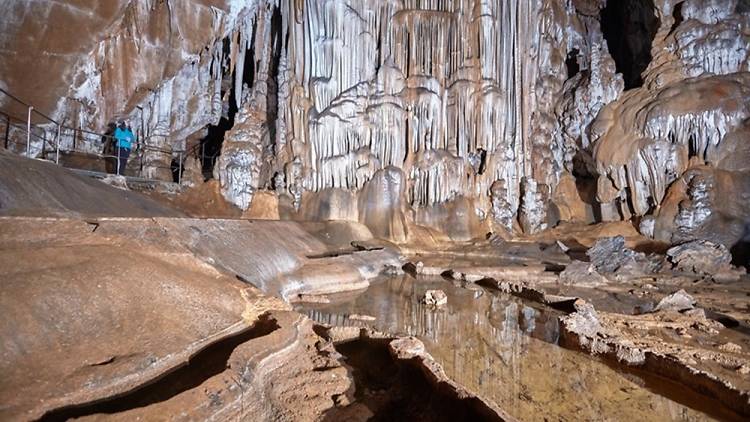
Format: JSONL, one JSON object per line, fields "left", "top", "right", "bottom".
{"left": 177, "top": 151, "right": 183, "bottom": 185}
{"left": 139, "top": 140, "right": 143, "bottom": 174}
{"left": 55, "top": 123, "right": 61, "bottom": 164}
{"left": 26, "top": 106, "right": 33, "bottom": 156}
{"left": 4, "top": 114, "right": 9, "bottom": 149}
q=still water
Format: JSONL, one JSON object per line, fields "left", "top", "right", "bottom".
{"left": 298, "top": 274, "right": 720, "bottom": 421}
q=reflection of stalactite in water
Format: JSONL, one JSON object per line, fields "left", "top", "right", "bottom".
{"left": 298, "top": 276, "right": 717, "bottom": 420}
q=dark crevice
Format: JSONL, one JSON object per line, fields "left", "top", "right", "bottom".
{"left": 170, "top": 157, "right": 182, "bottom": 183}
{"left": 671, "top": 2, "right": 684, "bottom": 34}
{"left": 199, "top": 117, "right": 233, "bottom": 178}
{"left": 476, "top": 148, "right": 487, "bottom": 175}
{"left": 40, "top": 314, "right": 279, "bottom": 421}
{"left": 565, "top": 49, "right": 581, "bottom": 79}
{"left": 730, "top": 229, "right": 750, "bottom": 269}
{"left": 600, "top": 0, "right": 659, "bottom": 89}
{"left": 86, "top": 221, "right": 100, "bottom": 232}
{"left": 736, "top": 0, "right": 750, "bottom": 13}
{"left": 244, "top": 19, "right": 259, "bottom": 92}
{"left": 402, "top": 262, "right": 418, "bottom": 277}
{"left": 88, "top": 356, "right": 116, "bottom": 366}
{"left": 306, "top": 249, "right": 359, "bottom": 259}
{"left": 323, "top": 338, "right": 502, "bottom": 421}
{"left": 198, "top": 37, "right": 237, "bottom": 179}
{"left": 266, "top": 4, "right": 284, "bottom": 165}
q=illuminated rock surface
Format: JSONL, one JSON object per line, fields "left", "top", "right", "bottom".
{"left": 2, "top": 0, "right": 750, "bottom": 420}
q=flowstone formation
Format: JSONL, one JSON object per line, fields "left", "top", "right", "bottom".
{"left": 591, "top": 0, "right": 750, "bottom": 251}
{"left": 5, "top": 1, "right": 750, "bottom": 420}
{"left": 2, "top": 0, "right": 748, "bottom": 253}
{"left": 275, "top": 0, "right": 611, "bottom": 238}
{"left": 0, "top": 1, "right": 617, "bottom": 238}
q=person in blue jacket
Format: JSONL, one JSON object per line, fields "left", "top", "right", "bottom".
{"left": 113, "top": 121, "right": 135, "bottom": 175}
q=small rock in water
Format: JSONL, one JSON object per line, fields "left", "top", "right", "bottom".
{"left": 568, "top": 299, "right": 602, "bottom": 337}
{"left": 586, "top": 236, "right": 657, "bottom": 278}
{"left": 389, "top": 336, "right": 427, "bottom": 359}
{"left": 348, "top": 313, "right": 376, "bottom": 322}
{"left": 422, "top": 290, "right": 448, "bottom": 307}
{"left": 667, "top": 240, "right": 736, "bottom": 277}
{"left": 655, "top": 289, "right": 696, "bottom": 312}
{"left": 718, "top": 342, "right": 742, "bottom": 353}
{"left": 559, "top": 261, "right": 608, "bottom": 286}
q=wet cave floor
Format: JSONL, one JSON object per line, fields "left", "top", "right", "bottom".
{"left": 297, "top": 273, "right": 745, "bottom": 421}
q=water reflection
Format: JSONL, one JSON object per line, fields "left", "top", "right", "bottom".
{"left": 298, "top": 275, "right": 714, "bottom": 421}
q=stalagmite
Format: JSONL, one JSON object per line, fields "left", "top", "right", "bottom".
{"left": 3, "top": 1, "right": 750, "bottom": 421}
{"left": 1, "top": 0, "right": 747, "bottom": 246}
{"left": 591, "top": 0, "right": 750, "bottom": 247}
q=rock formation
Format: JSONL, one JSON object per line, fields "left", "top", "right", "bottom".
{"left": 591, "top": 0, "right": 750, "bottom": 251}
{"left": 4, "top": 2, "right": 750, "bottom": 420}
{"left": 1, "top": 0, "right": 748, "bottom": 253}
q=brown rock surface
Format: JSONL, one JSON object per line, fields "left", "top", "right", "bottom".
{"left": 0, "top": 217, "right": 283, "bottom": 420}
{"left": 0, "top": 150, "right": 180, "bottom": 218}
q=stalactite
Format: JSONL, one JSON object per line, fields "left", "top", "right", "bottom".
{"left": 590, "top": 0, "right": 750, "bottom": 246}
{"left": 275, "top": 0, "right": 584, "bottom": 232}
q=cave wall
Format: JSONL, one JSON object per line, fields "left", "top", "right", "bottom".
{"left": 0, "top": 1, "right": 249, "bottom": 173}
{"left": 214, "top": 0, "right": 618, "bottom": 239}
{"left": 591, "top": 0, "right": 750, "bottom": 249}
{"left": 2, "top": 0, "right": 749, "bottom": 248}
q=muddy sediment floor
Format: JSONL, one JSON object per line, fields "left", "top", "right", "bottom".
{"left": 298, "top": 273, "right": 746, "bottom": 421}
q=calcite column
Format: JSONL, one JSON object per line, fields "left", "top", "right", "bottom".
{"left": 214, "top": 98, "right": 269, "bottom": 209}
{"left": 519, "top": 177, "right": 550, "bottom": 234}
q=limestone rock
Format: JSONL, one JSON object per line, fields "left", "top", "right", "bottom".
{"left": 719, "top": 342, "right": 742, "bottom": 354}
{"left": 586, "top": 236, "right": 658, "bottom": 277}
{"left": 563, "top": 299, "right": 602, "bottom": 339}
{"left": 551, "top": 172, "right": 595, "bottom": 224}
{"left": 388, "top": 337, "right": 427, "bottom": 360}
{"left": 519, "top": 177, "right": 549, "bottom": 235}
{"left": 655, "top": 290, "right": 696, "bottom": 312}
{"left": 358, "top": 167, "right": 408, "bottom": 242}
{"left": 244, "top": 191, "right": 280, "bottom": 220}
{"left": 559, "top": 261, "right": 608, "bottom": 286}
{"left": 667, "top": 239, "right": 734, "bottom": 275}
{"left": 656, "top": 165, "right": 750, "bottom": 250}
{"left": 591, "top": 0, "right": 750, "bottom": 243}
{"left": 422, "top": 290, "right": 448, "bottom": 307}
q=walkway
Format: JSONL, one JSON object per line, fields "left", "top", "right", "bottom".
{"left": 0, "top": 87, "right": 188, "bottom": 185}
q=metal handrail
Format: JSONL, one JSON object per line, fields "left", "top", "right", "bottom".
{"left": 0, "top": 87, "right": 187, "bottom": 183}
